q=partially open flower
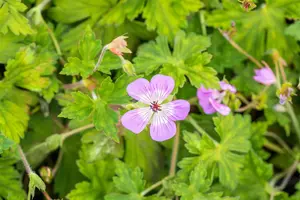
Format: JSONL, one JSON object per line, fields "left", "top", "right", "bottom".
{"left": 107, "top": 36, "right": 132, "bottom": 56}
{"left": 197, "top": 81, "right": 236, "bottom": 116}
{"left": 253, "top": 67, "right": 276, "bottom": 86}
{"left": 277, "top": 83, "right": 295, "bottom": 105}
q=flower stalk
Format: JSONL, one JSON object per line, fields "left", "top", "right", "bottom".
{"left": 169, "top": 123, "right": 180, "bottom": 176}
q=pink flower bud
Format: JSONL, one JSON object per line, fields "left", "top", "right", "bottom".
{"left": 253, "top": 67, "right": 276, "bottom": 86}
{"left": 107, "top": 36, "right": 132, "bottom": 56}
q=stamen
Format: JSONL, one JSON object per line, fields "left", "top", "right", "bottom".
{"left": 150, "top": 101, "right": 162, "bottom": 112}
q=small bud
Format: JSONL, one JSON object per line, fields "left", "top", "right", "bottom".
{"left": 239, "top": 0, "right": 257, "bottom": 12}
{"left": 297, "top": 77, "right": 300, "bottom": 90}
{"left": 39, "top": 166, "right": 53, "bottom": 184}
{"left": 82, "top": 78, "right": 97, "bottom": 91}
{"left": 122, "top": 60, "right": 136, "bottom": 76}
{"left": 273, "top": 104, "right": 286, "bottom": 112}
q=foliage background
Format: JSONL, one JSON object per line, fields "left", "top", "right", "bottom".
{"left": 0, "top": 0, "right": 300, "bottom": 199}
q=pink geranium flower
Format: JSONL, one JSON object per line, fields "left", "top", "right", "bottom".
{"left": 121, "top": 75, "right": 190, "bottom": 142}
{"left": 197, "top": 81, "right": 236, "bottom": 116}
{"left": 253, "top": 67, "right": 276, "bottom": 85}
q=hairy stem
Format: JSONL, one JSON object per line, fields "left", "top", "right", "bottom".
{"left": 266, "top": 132, "right": 293, "bottom": 156}
{"left": 93, "top": 45, "right": 108, "bottom": 72}
{"left": 169, "top": 123, "right": 180, "bottom": 176}
{"left": 218, "top": 28, "right": 263, "bottom": 68}
{"left": 18, "top": 145, "right": 33, "bottom": 174}
{"left": 278, "top": 160, "right": 298, "bottom": 190}
{"left": 42, "top": 191, "right": 51, "bottom": 200}
{"left": 236, "top": 93, "right": 250, "bottom": 104}
{"left": 187, "top": 116, "right": 218, "bottom": 143}
{"left": 140, "top": 176, "right": 173, "bottom": 196}
{"left": 52, "top": 149, "right": 63, "bottom": 177}
{"left": 18, "top": 146, "right": 52, "bottom": 200}
{"left": 236, "top": 102, "right": 256, "bottom": 112}
{"left": 61, "top": 123, "right": 95, "bottom": 141}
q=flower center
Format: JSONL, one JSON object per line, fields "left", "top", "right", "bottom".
{"left": 150, "top": 101, "right": 162, "bottom": 112}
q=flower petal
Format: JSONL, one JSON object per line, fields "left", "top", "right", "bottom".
{"left": 150, "top": 112, "right": 176, "bottom": 141}
{"left": 197, "top": 87, "right": 217, "bottom": 114}
{"left": 121, "top": 107, "right": 153, "bottom": 134}
{"left": 209, "top": 99, "right": 231, "bottom": 116}
{"left": 161, "top": 100, "right": 190, "bottom": 121}
{"left": 150, "top": 74, "right": 175, "bottom": 103}
{"left": 220, "top": 81, "right": 237, "bottom": 93}
{"left": 127, "top": 78, "right": 152, "bottom": 104}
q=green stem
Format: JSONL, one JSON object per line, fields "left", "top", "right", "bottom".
{"left": 218, "top": 28, "right": 263, "bottom": 68}
{"left": 264, "top": 139, "right": 284, "bottom": 154}
{"left": 36, "top": 0, "right": 51, "bottom": 11}
{"left": 186, "top": 116, "right": 218, "bottom": 143}
{"left": 61, "top": 123, "right": 95, "bottom": 141}
{"left": 266, "top": 132, "right": 293, "bottom": 156}
{"left": 286, "top": 103, "right": 300, "bottom": 143}
{"left": 140, "top": 176, "right": 173, "bottom": 196}
{"left": 278, "top": 160, "right": 299, "bottom": 190}
{"left": 169, "top": 123, "right": 180, "bottom": 176}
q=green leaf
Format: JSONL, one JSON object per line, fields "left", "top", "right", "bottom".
{"left": 134, "top": 31, "right": 219, "bottom": 91}
{"left": 80, "top": 129, "right": 123, "bottom": 162}
{"left": 96, "top": 75, "right": 141, "bottom": 104}
{"left": 183, "top": 131, "right": 201, "bottom": 155}
{"left": 203, "top": 114, "right": 252, "bottom": 189}
{"left": 285, "top": 21, "right": 300, "bottom": 41}
{"left": 174, "top": 163, "right": 238, "bottom": 200}
{"left": 54, "top": 135, "right": 85, "bottom": 197}
{"left": 100, "top": 0, "right": 146, "bottom": 25}
{"left": 0, "top": 32, "right": 25, "bottom": 63}
{"left": 250, "top": 122, "right": 269, "bottom": 159}
{"left": 143, "top": 0, "right": 203, "bottom": 39}
{"left": 0, "top": 134, "right": 14, "bottom": 154}
{"left": 183, "top": 114, "right": 252, "bottom": 190}
{"left": 265, "top": 108, "right": 291, "bottom": 136}
{"left": 67, "top": 145, "right": 116, "bottom": 200}
{"left": 124, "top": 130, "right": 162, "bottom": 181}
{"left": 233, "top": 151, "right": 273, "bottom": 200}
{"left": 93, "top": 100, "right": 119, "bottom": 142}
{"left": 207, "top": 0, "right": 300, "bottom": 60}
{"left": 231, "top": 64, "right": 262, "bottom": 96}
{"left": 28, "top": 173, "right": 46, "bottom": 200}
{"left": 0, "top": 100, "right": 29, "bottom": 143}
{"left": 0, "top": 0, "right": 34, "bottom": 35}
{"left": 48, "top": 0, "right": 113, "bottom": 24}
{"left": 0, "top": 153, "right": 26, "bottom": 199}
{"left": 41, "top": 75, "right": 60, "bottom": 103}
{"left": 112, "top": 160, "right": 145, "bottom": 194}
{"left": 59, "top": 91, "right": 94, "bottom": 120}
{"left": 208, "top": 31, "right": 245, "bottom": 73}
{"left": 60, "top": 27, "right": 101, "bottom": 78}
{"left": 3, "top": 45, "right": 56, "bottom": 92}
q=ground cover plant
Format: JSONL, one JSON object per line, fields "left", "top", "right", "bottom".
{"left": 0, "top": 0, "right": 300, "bottom": 199}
